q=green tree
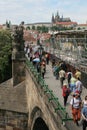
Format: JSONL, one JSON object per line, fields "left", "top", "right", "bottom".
{"left": 0, "top": 29, "right": 12, "bottom": 83}
{"left": 42, "top": 26, "right": 48, "bottom": 33}
{"left": 26, "top": 26, "right": 30, "bottom": 30}
{"left": 32, "top": 25, "right": 35, "bottom": 30}
{"left": 37, "top": 26, "right": 42, "bottom": 32}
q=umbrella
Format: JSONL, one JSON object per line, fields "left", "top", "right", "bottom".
{"left": 33, "top": 45, "right": 40, "bottom": 53}
{"left": 33, "top": 58, "right": 40, "bottom": 62}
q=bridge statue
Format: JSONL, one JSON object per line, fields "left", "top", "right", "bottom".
{"left": 12, "top": 25, "right": 25, "bottom": 86}
{"left": 13, "top": 25, "right": 24, "bottom": 52}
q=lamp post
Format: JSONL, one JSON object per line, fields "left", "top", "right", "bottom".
{"left": 51, "top": 34, "right": 55, "bottom": 54}
{"left": 37, "top": 32, "right": 40, "bottom": 45}
{"left": 38, "top": 44, "right": 44, "bottom": 61}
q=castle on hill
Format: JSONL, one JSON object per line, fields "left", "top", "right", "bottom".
{"left": 51, "top": 11, "right": 71, "bottom": 23}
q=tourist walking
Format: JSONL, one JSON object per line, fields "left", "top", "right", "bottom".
{"left": 52, "top": 59, "right": 56, "bottom": 68}
{"left": 70, "top": 91, "right": 82, "bottom": 126}
{"left": 62, "top": 82, "right": 70, "bottom": 106}
{"left": 82, "top": 96, "right": 87, "bottom": 108}
{"left": 52, "top": 64, "right": 57, "bottom": 76}
{"left": 41, "top": 64, "right": 45, "bottom": 79}
{"left": 59, "top": 68, "right": 66, "bottom": 88}
{"left": 75, "top": 77, "right": 83, "bottom": 95}
{"left": 69, "top": 76, "right": 77, "bottom": 93}
{"left": 66, "top": 70, "right": 72, "bottom": 87}
{"left": 81, "top": 102, "right": 87, "bottom": 130}
{"left": 75, "top": 69, "right": 81, "bottom": 80}
{"left": 45, "top": 53, "right": 50, "bottom": 65}
{"left": 60, "top": 61, "right": 67, "bottom": 72}
{"left": 54, "top": 63, "right": 60, "bottom": 80}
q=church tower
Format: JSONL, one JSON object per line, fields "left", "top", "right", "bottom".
{"left": 55, "top": 11, "right": 60, "bottom": 22}
{"left": 51, "top": 13, "right": 55, "bottom": 23}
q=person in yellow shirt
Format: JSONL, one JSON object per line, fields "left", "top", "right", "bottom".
{"left": 75, "top": 69, "right": 81, "bottom": 80}
{"left": 70, "top": 76, "right": 77, "bottom": 92}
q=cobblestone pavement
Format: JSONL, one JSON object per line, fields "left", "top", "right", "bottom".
{"left": 44, "top": 63, "right": 87, "bottom": 130}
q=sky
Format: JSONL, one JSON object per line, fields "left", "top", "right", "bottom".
{"left": 0, "top": 0, "right": 87, "bottom": 25}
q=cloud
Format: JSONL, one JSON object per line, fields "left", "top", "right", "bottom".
{"left": 0, "top": 0, "right": 87, "bottom": 24}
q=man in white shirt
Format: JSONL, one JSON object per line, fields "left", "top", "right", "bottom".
{"left": 70, "top": 91, "right": 82, "bottom": 126}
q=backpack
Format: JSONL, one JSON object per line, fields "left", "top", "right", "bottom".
{"left": 65, "top": 89, "right": 70, "bottom": 96}
{"left": 68, "top": 73, "right": 71, "bottom": 80}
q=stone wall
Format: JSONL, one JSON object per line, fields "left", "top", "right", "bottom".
{"left": 0, "top": 110, "right": 28, "bottom": 130}
{"left": 25, "top": 66, "right": 68, "bottom": 130}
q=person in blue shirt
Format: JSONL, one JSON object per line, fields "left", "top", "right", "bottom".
{"left": 82, "top": 105, "right": 87, "bottom": 130}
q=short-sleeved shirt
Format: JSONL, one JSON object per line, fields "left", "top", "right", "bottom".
{"left": 70, "top": 77, "right": 77, "bottom": 85}
{"left": 70, "top": 97, "right": 81, "bottom": 109}
{"left": 82, "top": 107, "right": 87, "bottom": 118}
{"left": 59, "top": 70, "right": 65, "bottom": 78}
{"left": 75, "top": 80, "right": 82, "bottom": 92}
{"left": 82, "top": 100, "right": 87, "bottom": 108}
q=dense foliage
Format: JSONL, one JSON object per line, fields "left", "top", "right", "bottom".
{"left": 26, "top": 25, "right": 73, "bottom": 32}
{"left": 0, "top": 29, "right": 12, "bottom": 83}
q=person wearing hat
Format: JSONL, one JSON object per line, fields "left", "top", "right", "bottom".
{"left": 82, "top": 95, "right": 87, "bottom": 108}
{"left": 62, "top": 82, "right": 70, "bottom": 106}
{"left": 81, "top": 96, "right": 87, "bottom": 130}
{"left": 70, "top": 90, "right": 82, "bottom": 126}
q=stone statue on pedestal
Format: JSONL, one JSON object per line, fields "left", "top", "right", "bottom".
{"left": 13, "top": 25, "right": 24, "bottom": 51}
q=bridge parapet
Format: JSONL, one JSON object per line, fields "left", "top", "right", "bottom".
{"left": 26, "top": 58, "right": 73, "bottom": 127}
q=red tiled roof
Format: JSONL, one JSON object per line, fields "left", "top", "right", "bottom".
{"left": 39, "top": 33, "right": 51, "bottom": 40}
{"left": 24, "top": 30, "right": 51, "bottom": 41}
{"left": 78, "top": 24, "right": 87, "bottom": 26}
{"left": 23, "top": 30, "right": 36, "bottom": 42}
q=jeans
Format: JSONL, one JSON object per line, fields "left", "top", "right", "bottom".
{"left": 70, "top": 84, "right": 76, "bottom": 92}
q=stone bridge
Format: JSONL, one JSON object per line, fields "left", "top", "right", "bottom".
{"left": 25, "top": 62, "right": 67, "bottom": 130}
{"left": 25, "top": 59, "right": 78, "bottom": 130}
{"left": 0, "top": 26, "right": 84, "bottom": 130}
{"left": 0, "top": 58, "right": 75, "bottom": 130}
{"left": 0, "top": 54, "right": 83, "bottom": 130}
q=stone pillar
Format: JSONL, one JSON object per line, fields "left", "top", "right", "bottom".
{"left": 12, "top": 26, "right": 25, "bottom": 86}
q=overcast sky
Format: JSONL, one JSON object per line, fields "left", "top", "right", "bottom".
{"left": 0, "top": 0, "right": 87, "bottom": 25}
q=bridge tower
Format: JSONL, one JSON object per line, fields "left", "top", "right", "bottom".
{"left": 12, "top": 25, "right": 26, "bottom": 86}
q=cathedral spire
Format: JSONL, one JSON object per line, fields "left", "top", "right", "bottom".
{"left": 51, "top": 13, "right": 55, "bottom": 23}
{"left": 57, "top": 11, "right": 59, "bottom": 18}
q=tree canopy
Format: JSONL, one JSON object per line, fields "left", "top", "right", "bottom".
{"left": 0, "top": 29, "right": 12, "bottom": 83}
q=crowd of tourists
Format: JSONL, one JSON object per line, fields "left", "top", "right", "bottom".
{"left": 24, "top": 44, "right": 87, "bottom": 130}
{"left": 24, "top": 44, "right": 50, "bottom": 79}
{"left": 52, "top": 59, "right": 87, "bottom": 130}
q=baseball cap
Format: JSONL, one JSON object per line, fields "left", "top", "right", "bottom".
{"left": 75, "top": 90, "right": 80, "bottom": 95}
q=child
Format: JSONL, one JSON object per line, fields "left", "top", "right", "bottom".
{"left": 62, "top": 82, "right": 70, "bottom": 106}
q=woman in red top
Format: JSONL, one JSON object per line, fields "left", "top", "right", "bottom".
{"left": 62, "top": 83, "right": 70, "bottom": 106}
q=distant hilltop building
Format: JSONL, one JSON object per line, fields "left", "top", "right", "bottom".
{"left": 51, "top": 11, "right": 71, "bottom": 23}
{"left": 51, "top": 11, "right": 77, "bottom": 29}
